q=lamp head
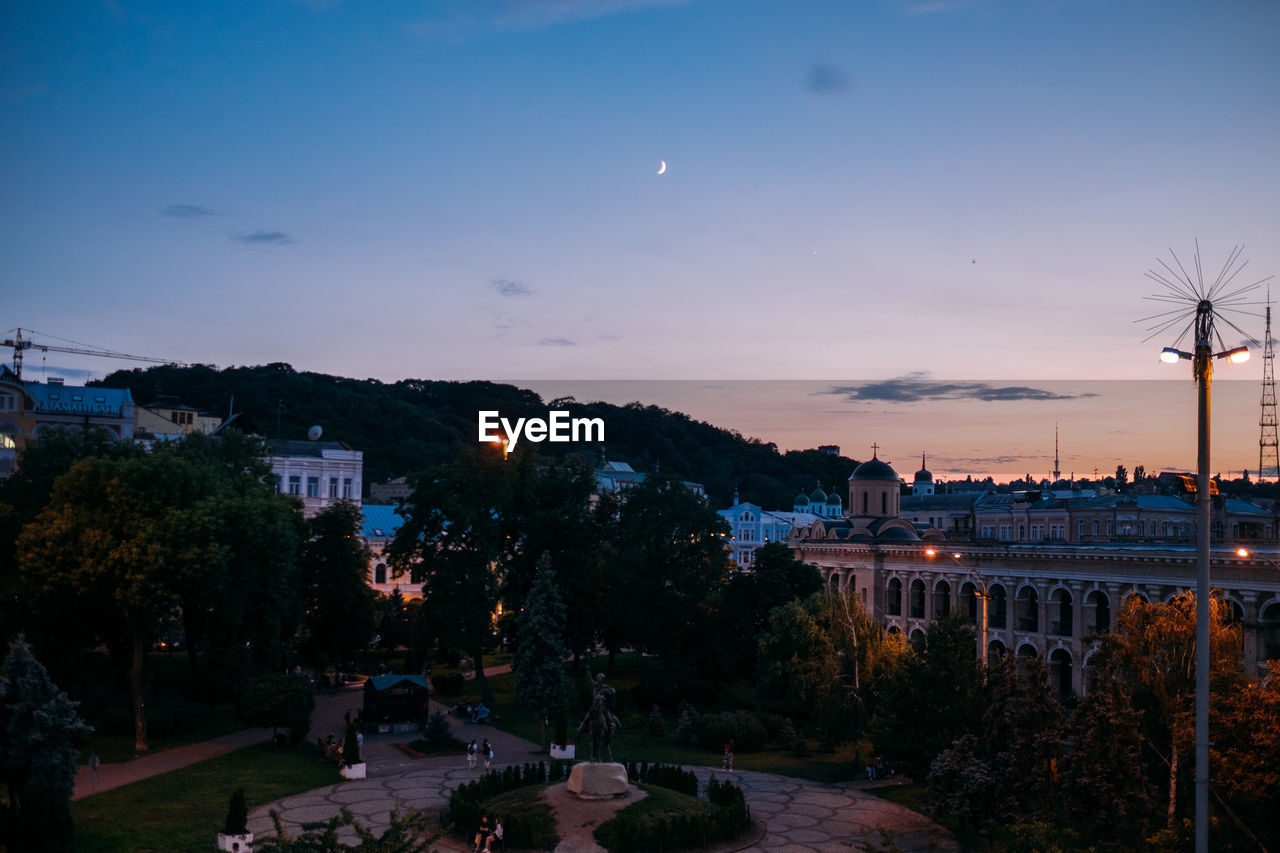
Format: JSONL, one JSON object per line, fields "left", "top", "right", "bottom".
{"left": 1223, "top": 346, "right": 1250, "bottom": 364}
{"left": 1160, "top": 347, "right": 1188, "bottom": 364}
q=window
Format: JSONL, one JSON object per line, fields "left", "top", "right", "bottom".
{"left": 343, "top": 478, "right": 353, "bottom": 499}
{"left": 1030, "top": 524, "right": 1044, "bottom": 541}
{"left": 1106, "top": 521, "right": 1115, "bottom": 535}
{"left": 881, "top": 493, "right": 887, "bottom": 514}
{"left": 1092, "top": 520, "right": 1099, "bottom": 536}
{"left": 1078, "top": 520, "right": 1086, "bottom": 537}
{"left": 274, "top": 475, "right": 283, "bottom": 493}
{"left": 739, "top": 528, "right": 753, "bottom": 543}
{"left": 910, "top": 579, "right": 926, "bottom": 619}
{"left": 375, "top": 563, "right": 387, "bottom": 584}
{"left": 0, "top": 393, "right": 15, "bottom": 412}
{"left": 887, "top": 578, "right": 902, "bottom": 616}
{"left": 307, "top": 476, "right": 319, "bottom": 498}
{"left": 287, "top": 475, "right": 300, "bottom": 495}
{"left": 999, "top": 524, "right": 1012, "bottom": 541}
{"left": 329, "top": 477, "right": 339, "bottom": 498}
{"left": 980, "top": 525, "right": 994, "bottom": 539}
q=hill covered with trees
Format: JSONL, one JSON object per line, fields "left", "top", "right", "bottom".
{"left": 95, "top": 363, "right": 858, "bottom": 508}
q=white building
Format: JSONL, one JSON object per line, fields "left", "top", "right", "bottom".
{"left": 267, "top": 438, "right": 363, "bottom": 518}
{"left": 718, "top": 500, "right": 820, "bottom": 567}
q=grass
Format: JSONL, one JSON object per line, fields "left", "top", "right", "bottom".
{"left": 80, "top": 705, "right": 245, "bottom": 764}
{"left": 442, "top": 653, "right": 870, "bottom": 783}
{"left": 73, "top": 741, "right": 336, "bottom": 853}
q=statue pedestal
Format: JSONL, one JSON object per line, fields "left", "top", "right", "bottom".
{"left": 567, "top": 762, "right": 629, "bottom": 799}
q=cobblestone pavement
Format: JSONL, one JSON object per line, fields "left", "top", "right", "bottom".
{"left": 249, "top": 722, "right": 957, "bottom": 852}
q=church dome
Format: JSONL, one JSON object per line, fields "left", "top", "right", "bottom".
{"left": 826, "top": 491, "right": 842, "bottom": 505}
{"left": 914, "top": 453, "right": 933, "bottom": 482}
{"left": 849, "top": 454, "right": 901, "bottom": 482}
{"left": 794, "top": 492, "right": 810, "bottom": 505}
{"left": 809, "top": 487, "right": 828, "bottom": 502}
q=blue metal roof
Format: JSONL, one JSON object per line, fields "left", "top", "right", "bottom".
{"left": 362, "top": 504, "right": 405, "bottom": 539}
{"left": 25, "top": 381, "right": 131, "bottom": 416}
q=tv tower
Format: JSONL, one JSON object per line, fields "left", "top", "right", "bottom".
{"left": 1052, "top": 423, "right": 1061, "bottom": 482}
{"left": 1260, "top": 288, "right": 1278, "bottom": 481}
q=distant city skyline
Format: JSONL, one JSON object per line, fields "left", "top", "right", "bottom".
{"left": 4, "top": 1, "right": 1278, "bottom": 479}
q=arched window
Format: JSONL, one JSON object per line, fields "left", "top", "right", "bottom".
{"left": 910, "top": 579, "right": 926, "bottom": 619}
{"left": 988, "top": 584, "right": 1008, "bottom": 630}
{"left": 375, "top": 563, "right": 387, "bottom": 585}
{"left": 1050, "top": 588, "right": 1072, "bottom": 636}
{"left": 934, "top": 580, "right": 951, "bottom": 620}
{"left": 1017, "top": 586, "right": 1039, "bottom": 632}
{"left": 961, "top": 581, "right": 979, "bottom": 624}
{"left": 1049, "top": 648, "right": 1073, "bottom": 699}
{"left": 887, "top": 578, "right": 902, "bottom": 616}
{"left": 1087, "top": 589, "right": 1110, "bottom": 634}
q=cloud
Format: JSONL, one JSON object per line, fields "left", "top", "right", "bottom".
{"left": 826, "top": 373, "right": 1094, "bottom": 403}
{"left": 162, "top": 204, "right": 217, "bottom": 218}
{"left": 805, "top": 62, "right": 850, "bottom": 95}
{"left": 411, "top": 0, "right": 694, "bottom": 36}
{"left": 491, "top": 278, "right": 534, "bottom": 298}
{"left": 235, "top": 230, "right": 294, "bottom": 245}
{"left": 539, "top": 338, "right": 577, "bottom": 347}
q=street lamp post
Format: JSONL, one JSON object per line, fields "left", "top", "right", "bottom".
{"left": 1160, "top": 304, "right": 1249, "bottom": 853}
{"left": 925, "top": 548, "right": 989, "bottom": 668}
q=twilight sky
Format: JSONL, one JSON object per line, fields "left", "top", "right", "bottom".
{"left": 4, "top": 0, "right": 1279, "bottom": 478}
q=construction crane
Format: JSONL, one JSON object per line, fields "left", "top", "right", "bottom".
{"left": 1, "top": 327, "right": 188, "bottom": 380}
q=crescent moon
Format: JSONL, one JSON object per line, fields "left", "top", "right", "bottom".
{"left": 657, "top": 160, "right": 667, "bottom": 175}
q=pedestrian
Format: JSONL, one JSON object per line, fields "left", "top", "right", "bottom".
{"left": 472, "top": 814, "right": 492, "bottom": 853}
{"left": 483, "top": 739, "right": 493, "bottom": 769}
{"left": 486, "top": 817, "right": 504, "bottom": 852}
{"left": 467, "top": 739, "right": 478, "bottom": 770}
{"left": 356, "top": 729, "right": 363, "bottom": 749}
{"left": 722, "top": 738, "right": 734, "bottom": 770}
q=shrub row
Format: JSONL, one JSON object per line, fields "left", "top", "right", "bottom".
{"left": 623, "top": 761, "right": 699, "bottom": 797}
{"left": 595, "top": 776, "right": 751, "bottom": 853}
{"left": 448, "top": 763, "right": 564, "bottom": 848}
{"left": 693, "top": 710, "right": 767, "bottom": 752}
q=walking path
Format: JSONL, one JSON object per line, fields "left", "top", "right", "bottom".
{"left": 75, "top": 667, "right": 957, "bottom": 851}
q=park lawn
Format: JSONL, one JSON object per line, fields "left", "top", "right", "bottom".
{"left": 73, "top": 741, "right": 336, "bottom": 853}
{"left": 458, "top": 654, "right": 866, "bottom": 784}
{"left": 80, "top": 704, "right": 245, "bottom": 764}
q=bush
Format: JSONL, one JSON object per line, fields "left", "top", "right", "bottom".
{"left": 223, "top": 788, "right": 248, "bottom": 835}
{"left": 594, "top": 778, "right": 750, "bottom": 852}
{"left": 674, "top": 704, "right": 698, "bottom": 745}
{"left": 646, "top": 705, "right": 665, "bottom": 737}
{"left": 421, "top": 710, "right": 453, "bottom": 748}
{"left": 448, "top": 764, "right": 554, "bottom": 848}
{"left": 694, "top": 711, "right": 767, "bottom": 753}
{"left": 431, "top": 673, "right": 465, "bottom": 695}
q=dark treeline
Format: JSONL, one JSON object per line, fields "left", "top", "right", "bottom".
{"left": 94, "top": 363, "right": 857, "bottom": 507}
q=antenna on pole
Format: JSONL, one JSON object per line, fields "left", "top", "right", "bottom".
{"left": 1053, "top": 423, "right": 1061, "bottom": 482}
{"left": 1261, "top": 286, "right": 1277, "bottom": 482}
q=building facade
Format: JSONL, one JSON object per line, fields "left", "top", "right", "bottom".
{"left": 268, "top": 438, "right": 363, "bottom": 518}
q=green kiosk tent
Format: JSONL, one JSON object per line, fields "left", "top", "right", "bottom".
{"left": 363, "top": 674, "right": 432, "bottom": 733}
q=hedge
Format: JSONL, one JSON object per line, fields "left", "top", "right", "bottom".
{"left": 693, "top": 711, "right": 767, "bottom": 752}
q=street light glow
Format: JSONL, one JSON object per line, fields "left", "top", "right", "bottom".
{"left": 1223, "top": 346, "right": 1250, "bottom": 364}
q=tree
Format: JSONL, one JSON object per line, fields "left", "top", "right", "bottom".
{"left": 756, "top": 600, "right": 837, "bottom": 718}
{"left": 1134, "top": 464, "right": 1146, "bottom": 481}
{"left": 1091, "top": 591, "right": 1242, "bottom": 829}
{"left": 0, "top": 637, "right": 91, "bottom": 853}
{"left": 300, "top": 501, "right": 377, "bottom": 665}
{"left": 237, "top": 674, "right": 316, "bottom": 745}
{"left": 603, "top": 473, "right": 731, "bottom": 674}
{"left": 389, "top": 449, "right": 517, "bottom": 704}
{"left": 1116, "top": 464, "right": 1129, "bottom": 486}
{"left": 722, "top": 542, "right": 822, "bottom": 675}
{"left": 978, "top": 655, "right": 1062, "bottom": 821}
{"left": 871, "top": 616, "right": 983, "bottom": 777}
{"left": 1060, "top": 656, "right": 1152, "bottom": 846}
{"left": 511, "top": 558, "right": 571, "bottom": 751}
{"left": 16, "top": 449, "right": 226, "bottom": 753}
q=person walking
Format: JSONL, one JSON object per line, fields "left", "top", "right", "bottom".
{"left": 722, "top": 738, "right": 734, "bottom": 770}
{"left": 482, "top": 739, "right": 493, "bottom": 769}
{"left": 467, "top": 739, "right": 478, "bottom": 770}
